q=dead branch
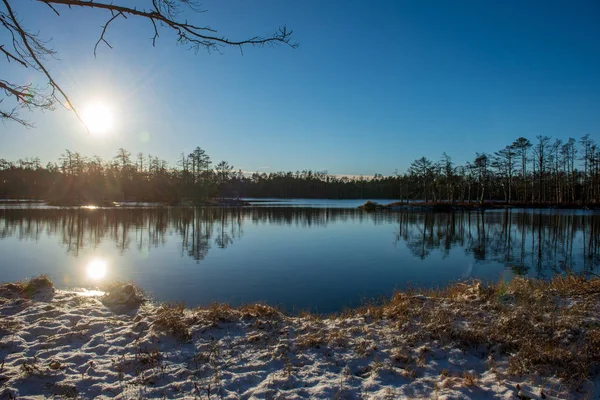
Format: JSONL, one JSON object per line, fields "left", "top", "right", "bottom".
{"left": 0, "top": 0, "right": 297, "bottom": 127}
{"left": 2, "top": 0, "right": 86, "bottom": 129}
{"left": 37, "top": 0, "right": 297, "bottom": 51}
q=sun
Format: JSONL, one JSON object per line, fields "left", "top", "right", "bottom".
{"left": 86, "top": 259, "right": 107, "bottom": 280}
{"left": 82, "top": 102, "right": 114, "bottom": 134}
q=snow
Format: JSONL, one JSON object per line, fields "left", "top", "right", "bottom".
{"left": 1, "top": 280, "right": 599, "bottom": 399}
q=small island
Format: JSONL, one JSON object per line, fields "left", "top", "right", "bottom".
{"left": 358, "top": 200, "right": 600, "bottom": 212}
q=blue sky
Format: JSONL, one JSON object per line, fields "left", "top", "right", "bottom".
{"left": 1, "top": 0, "right": 599, "bottom": 175}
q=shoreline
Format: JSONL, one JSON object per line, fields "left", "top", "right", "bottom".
{"left": 1, "top": 276, "right": 599, "bottom": 398}
{"left": 359, "top": 200, "right": 600, "bottom": 212}
{"left": 2, "top": 197, "right": 599, "bottom": 211}
{"left": 4, "top": 199, "right": 252, "bottom": 208}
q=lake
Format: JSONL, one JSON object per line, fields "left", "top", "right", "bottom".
{"left": 1, "top": 200, "right": 599, "bottom": 313}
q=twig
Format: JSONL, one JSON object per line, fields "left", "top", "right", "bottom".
{"left": 94, "top": 11, "right": 122, "bottom": 57}
{"left": 0, "top": 44, "right": 27, "bottom": 66}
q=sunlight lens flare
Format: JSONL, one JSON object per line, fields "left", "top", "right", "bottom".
{"left": 87, "top": 259, "right": 107, "bottom": 280}
{"left": 82, "top": 102, "right": 114, "bottom": 134}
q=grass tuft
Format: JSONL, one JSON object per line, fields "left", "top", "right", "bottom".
{"left": 204, "top": 303, "right": 240, "bottom": 323}
{"left": 21, "top": 275, "right": 53, "bottom": 298}
{"left": 153, "top": 303, "right": 191, "bottom": 342}
{"left": 240, "top": 303, "right": 282, "bottom": 320}
{"left": 0, "top": 275, "right": 54, "bottom": 299}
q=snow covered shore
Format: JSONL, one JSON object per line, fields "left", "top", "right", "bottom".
{"left": 1, "top": 276, "right": 599, "bottom": 399}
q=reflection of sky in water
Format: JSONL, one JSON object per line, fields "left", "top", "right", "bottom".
{"left": 0, "top": 205, "right": 598, "bottom": 313}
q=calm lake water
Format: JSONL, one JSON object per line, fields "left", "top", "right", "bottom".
{"left": 1, "top": 200, "right": 599, "bottom": 313}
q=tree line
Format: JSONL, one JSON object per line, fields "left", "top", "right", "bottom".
{"left": 0, "top": 134, "right": 598, "bottom": 204}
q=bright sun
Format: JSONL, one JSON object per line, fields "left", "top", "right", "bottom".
{"left": 87, "top": 259, "right": 107, "bottom": 280}
{"left": 82, "top": 102, "right": 114, "bottom": 134}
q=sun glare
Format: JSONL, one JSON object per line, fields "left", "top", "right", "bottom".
{"left": 87, "top": 259, "right": 107, "bottom": 280}
{"left": 82, "top": 102, "right": 114, "bottom": 134}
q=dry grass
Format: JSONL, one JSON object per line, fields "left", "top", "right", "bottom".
{"left": 326, "top": 329, "right": 347, "bottom": 348}
{"left": 52, "top": 383, "right": 78, "bottom": 398}
{"left": 390, "top": 348, "right": 412, "bottom": 367}
{"left": 0, "top": 275, "right": 54, "bottom": 300}
{"left": 375, "top": 275, "right": 600, "bottom": 388}
{"left": 3, "top": 274, "right": 600, "bottom": 390}
{"left": 21, "top": 275, "right": 53, "bottom": 298}
{"left": 240, "top": 303, "right": 282, "bottom": 320}
{"left": 204, "top": 303, "right": 240, "bottom": 323}
{"left": 39, "top": 275, "right": 600, "bottom": 388}
{"left": 298, "top": 310, "right": 323, "bottom": 321}
{"left": 0, "top": 318, "right": 20, "bottom": 335}
{"left": 153, "top": 303, "right": 191, "bottom": 342}
{"left": 354, "top": 338, "right": 377, "bottom": 357}
{"left": 19, "top": 358, "right": 41, "bottom": 377}
{"left": 136, "top": 347, "right": 162, "bottom": 368}
{"left": 462, "top": 371, "right": 478, "bottom": 387}
{"left": 296, "top": 331, "right": 325, "bottom": 350}
{"left": 100, "top": 280, "right": 146, "bottom": 296}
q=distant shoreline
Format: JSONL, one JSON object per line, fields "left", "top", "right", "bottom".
{"left": 359, "top": 200, "right": 600, "bottom": 212}
{"left": 0, "top": 198, "right": 251, "bottom": 207}
{"left": 1, "top": 197, "right": 599, "bottom": 211}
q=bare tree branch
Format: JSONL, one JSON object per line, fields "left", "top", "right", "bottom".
{"left": 2, "top": 0, "right": 87, "bottom": 131}
{"left": 93, "top": 11, "right": 122, "bottom": 57}
{"left": 0, "top": 44, "right": 27, "bottom": 66}
{"left": 1, "top": 104, "right": 35, "bottom": 127}
{"left": 0, "top": 0, "right": 297, "bottom": 127}
{"left": 38, "top": 0, "right": 297, "bottom": 50}
{"left": 0, "top": 80, "right": 31, "bottom": 101}
{"left": 43, "top": 2, "right": 60, "bottom": 16}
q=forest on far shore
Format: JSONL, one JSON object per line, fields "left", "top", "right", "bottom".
{"left": 1, "top": 134, "right": 599, "bottom": 205}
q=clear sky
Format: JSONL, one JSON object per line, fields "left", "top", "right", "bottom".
{"left": 1, "top": 0, "right": 599, "bottom": 175}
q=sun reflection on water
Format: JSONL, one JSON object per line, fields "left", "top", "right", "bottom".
{"left": 87, "top": 259, "right": 107, "bottom": 280}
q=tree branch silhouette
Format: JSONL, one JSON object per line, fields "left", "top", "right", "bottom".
{"left": 1, "top": 0, "right": 297, "bottom": 127}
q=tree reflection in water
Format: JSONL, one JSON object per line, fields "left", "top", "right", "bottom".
{"left": 394, "top": 210, "right": 599, "bottom": 276}
{"left": 0, "top": 207, "right": 598, "bottom": 275}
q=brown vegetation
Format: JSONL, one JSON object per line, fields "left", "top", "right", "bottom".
{"left": 369, "top": 276, "right": 600, "bottom": 388}
{"left": 2, "top": 274, "right": 600, "bottom": 393}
